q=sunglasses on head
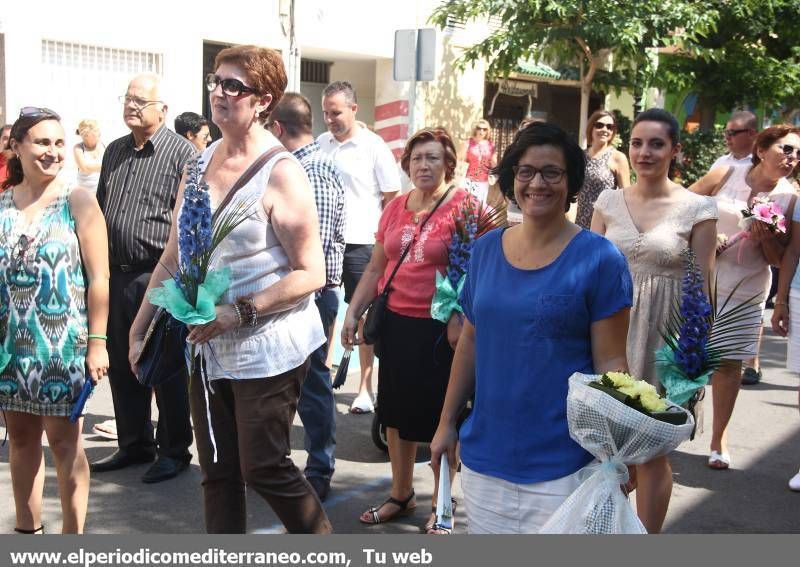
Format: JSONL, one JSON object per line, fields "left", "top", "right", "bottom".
{"left": 206, "top": 73, "right": 257, "bottom": 97}
{"left": 593, "top": 121, "right": 615, "bottom": 130}
{"left": 19, "top": 107, "right": 61, "bottom": 120}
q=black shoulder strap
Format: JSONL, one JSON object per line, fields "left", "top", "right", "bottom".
{"left": 208, "top": 145, "right": 287, "bottom": 222}
{"left": 381, "top": 185, "right": 454, "bottom": 294}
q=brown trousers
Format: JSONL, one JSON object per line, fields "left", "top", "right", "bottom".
{"left": 190, "top": 360, "right": 332, "bottom": 533}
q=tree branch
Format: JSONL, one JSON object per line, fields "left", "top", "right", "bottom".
{"left": 575, "top": 36, "right": 598, "bottom": 86}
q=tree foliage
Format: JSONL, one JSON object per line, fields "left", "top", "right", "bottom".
{"left": 431, "top": 0, "right": 711, "bottom": 77}
{"left": 430, "top": 1, "right": 715, "bottom": 142}
{"left": 656, "top": 0, "right": 800, "bottom": 126}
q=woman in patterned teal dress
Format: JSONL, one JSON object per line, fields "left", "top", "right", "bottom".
{"left": 1, "top": 109, "right": 109, "bottom": 534}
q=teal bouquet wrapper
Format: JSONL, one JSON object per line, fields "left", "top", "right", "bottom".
{"left": 430, "top": 271, "right": 464, "bottom": 323}
{"left": 655, "top": 345, "right": 711, "bottom": 406}
{"left": 147, "top": 268, "right": 231, "bottom": 325}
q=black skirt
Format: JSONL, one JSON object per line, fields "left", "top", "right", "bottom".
{"left": 377, "top": 308, "right": 454, "bottom": 443}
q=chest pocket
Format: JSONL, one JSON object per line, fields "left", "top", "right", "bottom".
{"left": 529, "top": 294, "right": 577, "bottom": 338}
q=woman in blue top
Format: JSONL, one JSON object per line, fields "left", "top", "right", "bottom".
{"left": 430, "top": 122, "right": 633, "bottom": 534}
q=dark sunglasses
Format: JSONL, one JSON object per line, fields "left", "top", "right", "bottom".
{"left": 593, "top": 122, "right": 615, "bottom": 130}
{"left": 19, "top": 107, "right": 61, "bottom": 120}
{"left": 206, "top": 73, "right": 257, "bottom": 97}
{"left": 724, "top": 128, "right": 751, "bottom": 138}
{"left": 776, "top": 144, "right": 800, "bottom": 160}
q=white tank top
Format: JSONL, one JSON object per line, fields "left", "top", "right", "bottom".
{"left": 195, "top": 138, "right": 325, "bottom": 380}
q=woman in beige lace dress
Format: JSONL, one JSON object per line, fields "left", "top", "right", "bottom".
{"left": 592, "top": 109, "right": 718, "bottom": 533}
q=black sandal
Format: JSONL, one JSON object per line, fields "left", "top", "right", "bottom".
{"left": 360, "top": 490, "right": 416, "bottom": 524}
{"left": 14, "top": 526, "right": 44, "bottom": 534}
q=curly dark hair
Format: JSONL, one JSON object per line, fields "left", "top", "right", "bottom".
{"left": 494, "top": 122, "right": 586, "bottom": 212}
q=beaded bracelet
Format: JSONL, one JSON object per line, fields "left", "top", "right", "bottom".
{"left": 231, "top": 303, "right": 243, "bottom": 327}
{"left": 237, "top": 297, "right": 258, "bottom": 328}
{"left": 88, "top": 334, "right": 108, "bottom": 341}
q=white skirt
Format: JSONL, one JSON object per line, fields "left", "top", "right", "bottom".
{"left": 786, "top": 289, "right": 800, "bottom": 372}
{"left": 460, "top": 463, "right": 587, "bottom": 534}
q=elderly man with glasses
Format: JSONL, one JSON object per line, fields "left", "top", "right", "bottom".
{"left": 91, "top": 73, "right": 195, "bottom": 483}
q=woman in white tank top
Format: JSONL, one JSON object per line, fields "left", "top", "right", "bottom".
{"left": 691, "top": 125, "right": 800, "bottom": 471}
{"left": 129, "top": 46, "right": 330, "bottom": 534}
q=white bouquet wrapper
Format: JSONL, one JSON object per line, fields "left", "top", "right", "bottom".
{"left": 539, "top": 373, "right": 694, "bottom": 534}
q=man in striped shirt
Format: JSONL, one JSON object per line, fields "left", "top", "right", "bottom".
{"left": 268, "top": 93, "right": 345, "bottom": 502}
{"left": 92, "top": 73, "right": 195, "bottom": 484}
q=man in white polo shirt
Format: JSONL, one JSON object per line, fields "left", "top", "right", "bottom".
{"left": 709, "top": 110, "right": 758, "bottom": 170}
{"left": 318, "top": 81, "right": 400, "bottom": 414}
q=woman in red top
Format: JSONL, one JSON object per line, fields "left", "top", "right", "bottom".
{"left": 459, "top": 119, "right": 497, "bottom": 204}
{"left": 343, "top": 128, "right": 478, "bottom": 533}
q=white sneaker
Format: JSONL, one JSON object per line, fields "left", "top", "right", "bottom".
{"left": 789, "top": 470, "right": 800, "bottom": 492}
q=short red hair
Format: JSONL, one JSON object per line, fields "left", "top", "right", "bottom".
{"left": 214, "top": 45, "right": 287, "bottom": 122}
{"left": 400, "top": 127, "right": 458, "bottom": 183}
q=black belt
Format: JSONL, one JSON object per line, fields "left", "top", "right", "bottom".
{"left": 111, "top": 261, "right": 158, "bottom": 273}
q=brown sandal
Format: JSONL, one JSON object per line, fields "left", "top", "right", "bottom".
{"left": 360, "top": 490, "right": 416, "bottom": 524}
{"left": 423, "top": 499, "right": 457, "bottom": 534}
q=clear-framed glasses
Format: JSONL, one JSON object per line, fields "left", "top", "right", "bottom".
{"left": 205, "top": 73, "right": 257, "bottom": 97}
{"left": 512, "top": 165, "right": 567, "bottom": 184}
{"left": 593, "top": 121, "right": 615, "bottom": 131}
{"left": 118, "top": 95, "right": 163, "bottom": 108}
{"left": 19, "top": 107, "right": 61, "bottom": 120}
{"left": 776, "top": 143, "right": 800, "bottom": 160}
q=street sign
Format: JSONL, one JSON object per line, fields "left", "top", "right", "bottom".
{"left": 416, "top": 29, "right": 436, "bottom": 81}
{"left": 393, "top": 30, "right": 416, "bottom": 81}
{"left": 393, "top": 28, "right": 436, "bottom": 82}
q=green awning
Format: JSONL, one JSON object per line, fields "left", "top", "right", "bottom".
{"left": 513, "top": 60, "right": 562, "bottom": 80}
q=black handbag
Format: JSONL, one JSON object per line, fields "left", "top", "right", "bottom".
{"left": 361, "top": 186, "right": 453, "bottom": 352}
{"left": 136, "top": 308, "right": 189, "bottom": 387}
{"left": 135, "top": 146, "right": 286, "bottom": 386}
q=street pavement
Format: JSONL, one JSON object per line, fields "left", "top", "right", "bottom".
{"left": 1, "top": 311, "right": 798, "bottom": 534}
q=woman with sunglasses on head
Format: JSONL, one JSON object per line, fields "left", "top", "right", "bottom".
{"left": 458, "top": 119, "right": 497, "bottom": 204}
{"left": 691, "top": 125, "right": 799, "bottom": 471}
{"left": 430, "top": 122, "right": 632, "bottom": 533}
{"left": 592, "top": 109, "right": 718, "bottom": 533}
{"left": 128, "top": 46, "right": 330, "bottom": 534}
{"left": 0, "top": 108, "right": 110, "bottom": 533}
{"left": 575, "top": 110, "right": 630, "bottom": 229}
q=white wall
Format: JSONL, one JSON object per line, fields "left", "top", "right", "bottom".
{"left": 329, "top": 60, "right": 376, "bottom": 126}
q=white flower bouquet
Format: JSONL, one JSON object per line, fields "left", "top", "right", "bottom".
{"left": 539, "top": 372, "right": 694, "bottom": 534}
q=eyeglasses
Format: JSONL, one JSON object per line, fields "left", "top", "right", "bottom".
{"left": 776, "top": 144, "right": 800, "bottom": 160}
{"left": 593, "top": 122, "right": 615, "bottom": 131}
{"left": 118, "top": 95, "right": 163, "bottom": 108}
{"left": 19, "top": 107, "right": 61, "bottom": 120}
{"left": 724, "top": 128, "right": 751, "bottom": 138}
{"left": 512, "top": 165, "right": 566, "bottom": 184}
{"left": 206, "top": 73, "right": 257, "bottom": 97}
